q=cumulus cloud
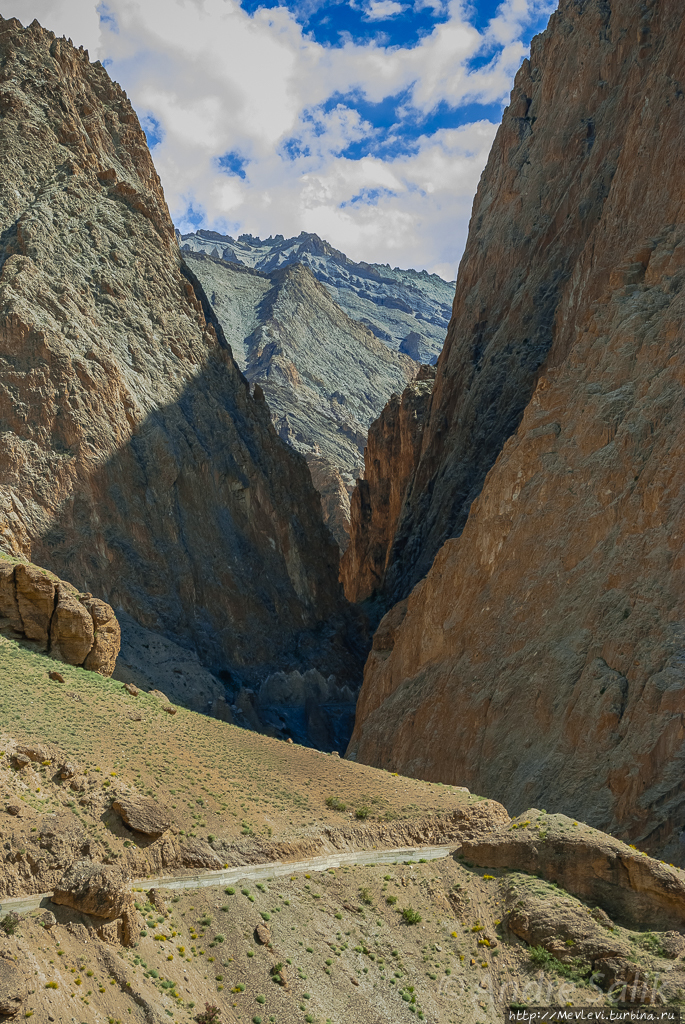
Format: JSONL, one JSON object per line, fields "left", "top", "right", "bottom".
{"left": 4, "top": 0, "right": 556, "bottom": 275}
{"left": 364, "top": 1, "right": 407, "bottom": 21}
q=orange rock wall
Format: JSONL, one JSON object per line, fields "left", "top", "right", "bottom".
{"left": 348, "top": 0, "right": 685, "bottom": 860}
{"left": 340, "top": 368, "right": 435, "bottom": 603}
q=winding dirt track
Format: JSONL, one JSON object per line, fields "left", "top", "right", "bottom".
{"left": 1, "top": 843, "right": 457, "bottom": 915}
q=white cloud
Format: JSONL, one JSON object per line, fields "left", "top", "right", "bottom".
{"left": 364, "top": 1, "right": 406, "bottom": 21}
{"left": 4, "top": 0, "right": 556, "bottom": 276}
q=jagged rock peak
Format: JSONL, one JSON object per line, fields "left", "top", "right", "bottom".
{"left": 179, "top": 228, "right": 455, "bottom": 363}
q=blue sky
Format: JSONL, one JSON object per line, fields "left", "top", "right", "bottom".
{"left": 7, "top": 0, "right": 557, "bottom": 276}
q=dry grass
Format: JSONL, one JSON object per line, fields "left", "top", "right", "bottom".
{"left": 0, "top": 634, "right": 471, "bottom": 847}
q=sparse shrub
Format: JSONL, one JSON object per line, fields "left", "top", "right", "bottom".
{"left": 527, "top": 945, "right": 590, "bottom": 981}
{"left": 634, "top": 932, "right": 667, "bottom": 957}
{"left": 386, "top": 895, "right": 397, "bottom": 906}
{"left": 359, "top": 887, "right": 372, "bottom": 905}
{"left": 325, "top": 796, "right": 346, "bottom": 812}
{"left": 224, "top": 887, "right": 235, "bottom": 896}
{"left": 194, "top": 1004, "right": 222, "bottom": 1024}
{"left": 260, "top": 912, "right": 271, "bottom": 922}
{"left": 45, "top": 981, "right": 58, "bottom": 990}
{"left": 1, "top": 913, "right": 20, "bottom": 936}
{"left": 402, "top": 907, "right": 422, "bottom": 925}
{"left": 355, "top": 806, "right": 370, "bottom": 820}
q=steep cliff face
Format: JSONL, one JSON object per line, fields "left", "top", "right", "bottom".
{"left": 0, "top": 16, "right": 360, "bottom": 690}
{"left": 340, "top": 367, "right": 435, "bottom": 603}
{"left": 348, "top": 0, "right": 685, "bottom": 860}
{"left": 364, "top": 0, "right": 638, "bottom": 606}
{"left": 184, "top": 253, "right": 416, "bottom": 549}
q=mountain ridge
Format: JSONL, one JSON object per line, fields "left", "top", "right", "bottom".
{"left": 179, "top": 227, "right": 454, "bottom": 364}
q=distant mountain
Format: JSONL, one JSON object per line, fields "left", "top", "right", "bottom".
{"left": 182, "top": 251, "right": 416, "bottom": 548}
{"left": 178, "top": 229, "right": 454, "bottom": 365}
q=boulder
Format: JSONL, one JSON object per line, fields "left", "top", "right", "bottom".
{"left": 0, "top": 562, "right": 22, "bottom": 632}
{"left": 51, "top": 860, "right": 139, "bottom": 947}
{"left": 148, "top": 689, "right": 170, "bottom": 702}
{"left": 254, "top": 922, "right": 270, "bottom": 945}
{"left": 123, "top": 682, "right": 139, "bottom": 697}
{"left": 662, "top": 931, "right": 685, "bottom": 959}
{"left": 5, "top": 804, "right": 20, "bottom": 816}
{"left": 39, "top": 911, "right": 56, "bottom": 930}
{"left": 52, "top": 861, "right": 131, "bottom": 919}
{"left": 15, "top": 743, "right": 51, "bottom": 763}
{"left": 59, "top": 762, "right": 78, "bottom": 780}
{"left": 49, "top": 584, "right": 94, "bottom": 666}
{"left": 48, "top": 671, "right": 65, "bottom": 683}
{"left": 0, "top": 957, "right": 27, "bottom": 1017}
{"left": 83, "top": 598, "right": 121, "bottom": 676}
{"left": 14, "top": 563, "right": 56, "bottom": 648}
{"left": 112, "top": 796, "right": 171, "bottom": 837}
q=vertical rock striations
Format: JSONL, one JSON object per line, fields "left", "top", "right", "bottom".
{"left": 340, "top": 367, "right": 435, "bottom": 603}
{"left": 348, "top": 0, "right": 685, "bottom": 859}
{"left": 356, "top": 0, "right": 635, "bottom": 606}
{"left": 0, "top": 17, "right": 360, "bottom": 688}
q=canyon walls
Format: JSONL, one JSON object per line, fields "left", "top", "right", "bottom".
{"left": 347, "top": 0, "right": 685, "bottom": 860}
{"left": 0, "top": 16, "right": 362, "bottom": 690}
{"left": 340, "top": 367, "right": 435, "bottom": 603}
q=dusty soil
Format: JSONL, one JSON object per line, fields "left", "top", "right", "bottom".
{"left": 0, "top": 634, "right": 492, "bottom": 896}
{"left": 6, "top": 856, "right": 685, "bottom": 1023}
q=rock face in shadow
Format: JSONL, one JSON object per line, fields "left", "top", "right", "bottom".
{"left": 340, "top": 366, "right": 435, "bottom": 602}
{"left": 0, "top": 554, "right": 119, "bottom": 674}
{"left": 185, "top": 253, "right": 417, "bottom": 550}
{"left": 348, "top": 0, "right": 685, "bottom": 860}
{"left": 0, "top": 17, "right": 362, "bottom": 690}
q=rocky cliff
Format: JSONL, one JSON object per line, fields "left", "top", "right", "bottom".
{"left": 348, "top": 0, "right": 685, "bottom": 861}
{"left": 0, "top": 553, "right": 119, "bottom": 674}
{"left": 182, "top": 252, "right": 417, "bottom": 549}
{"left": 0, "top": 17, "right": 362, "bottom": 703}
{"left": 340, "top": 366, "right": 435, "bottom": 602}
